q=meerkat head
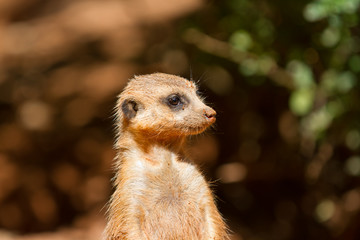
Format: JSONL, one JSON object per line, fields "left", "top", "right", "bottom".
{"left": 116, "top": 73, "right": 216, "bottom": 140}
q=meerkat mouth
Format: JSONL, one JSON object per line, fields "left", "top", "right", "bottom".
{"left": 184, "top": 123, "right": 214, "bottom": 135}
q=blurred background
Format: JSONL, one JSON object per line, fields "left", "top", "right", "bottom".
{"left": 0, "top": 0, "right": 360, "bottom": 239}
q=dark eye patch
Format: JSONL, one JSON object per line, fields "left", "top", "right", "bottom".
{"left": 163, "top": 93, "right": 187, "bottom": 111}
{"left": 168, "top": 95, "right": 181, "bottom": 106}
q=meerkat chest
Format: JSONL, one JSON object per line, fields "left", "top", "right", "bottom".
{"left": 139, "top": 161, "right": 210, "bottom": 239}
{"left": 124, "top": 148, "right": 208, "bottom": 205}
{"left": 119, "top": 150, "right": 212, "bottom": 238}
{"left": 141, "top": 160, "right": 206, "bottom": 206}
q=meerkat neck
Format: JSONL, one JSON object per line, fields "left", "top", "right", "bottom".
{"left": 114, "top": 131, "right": 187, "bottom": 173}
{"left": 117, "top": 130, "right": 187, "bottom": 156}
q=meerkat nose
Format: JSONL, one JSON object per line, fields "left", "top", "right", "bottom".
{"left": 204, "top": 107, "right": 216, "bottom": 121}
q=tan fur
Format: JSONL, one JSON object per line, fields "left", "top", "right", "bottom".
{"left": 103, "top": 73, "right": 229, "bottom": 240}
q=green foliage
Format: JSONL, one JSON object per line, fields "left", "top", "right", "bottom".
{"left": 290, "top": 88, "right": 315, "bottom": 116}
{"left": 185, "top": 0, "right": 360, "bottom": 140}
{"left": 304, "top": 0, "right": 360, "bottom": 21}
{"left": 321, "top": 70, "right": 356, "bottom": 94}
{"left": 344, "top": 155, "right": 360, "bottom": 176}
{"left": 230, "top": 30, "right": 253, "bottom": 52}
{"left": 287, "top": 60, "right": 315, "bottom": 89}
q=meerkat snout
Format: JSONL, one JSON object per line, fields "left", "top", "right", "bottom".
{"left": 204, "top": 107, "right": 216, "bottom": 121}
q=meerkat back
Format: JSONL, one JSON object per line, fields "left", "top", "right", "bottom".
{"left": 104, "top": 73, "right": 229, "bottom": 240}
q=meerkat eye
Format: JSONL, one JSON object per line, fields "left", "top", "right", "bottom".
{"left": 168, "top": 95, "right": 181, "bottom": 106}
{"left": 196, "top": 90, "right": 201, "bottom": 96}
{"left": 165, "top": 94, "right": 186, "bottom": 110}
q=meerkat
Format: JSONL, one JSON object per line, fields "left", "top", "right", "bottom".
{"left": 103, "top": 73, "right": 229, "bottom": 240}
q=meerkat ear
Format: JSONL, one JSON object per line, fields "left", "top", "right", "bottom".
{"left": 121, "top": 99, "right": 140, "bottom": 120}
